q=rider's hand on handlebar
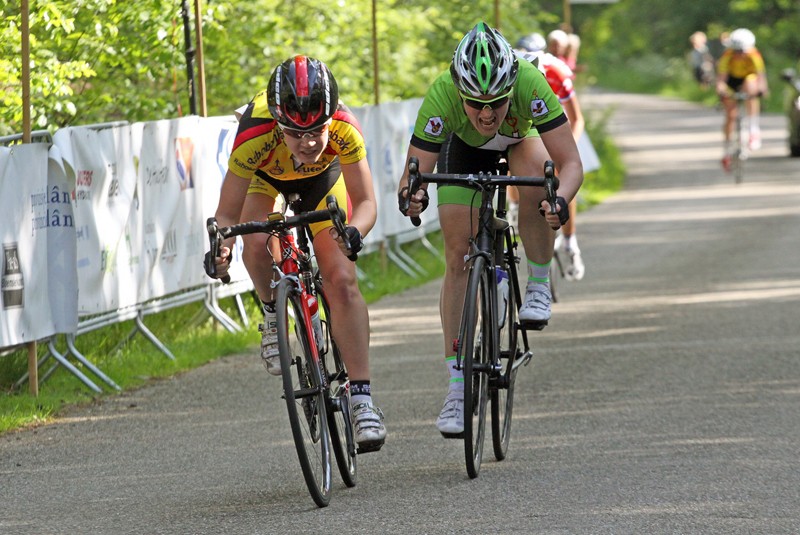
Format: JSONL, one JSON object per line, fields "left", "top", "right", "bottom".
{"left": 329, "top": 225, "right": 363, "bottom": 258}
{"left": 538, "top": 196, "right": 570, "bottom": 230}
{"left": 204, "top": 245, "right": 232, "bottom": 280}
{"left": 397, "top": 187, "right": 429, "bottom": 218}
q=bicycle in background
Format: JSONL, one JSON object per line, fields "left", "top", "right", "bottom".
{"left": 722, "top": 91, "right": 754, "bottom": 184}
{"left": 205, "top": 194, "right": 357, "bottom": 508}
{"left": 404, "top": 156, "right": 559, "bottom": 478}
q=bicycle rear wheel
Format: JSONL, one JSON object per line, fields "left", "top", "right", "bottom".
{"left": 460, "top": 256, "right": 491, "bottom": 479}
{"left": 276, "top": 278, "right": 332, "bottom": 508}
{"left": 317, "top": 285, "right": 357, "bottom": 488}
{"left": 492, "top": 254, "right": 520, "bottom": 461}
{"left": 733, "top": 113, "right": 745, "bottom": 184}
{"left": 549, "top": 252, "right": 561, "bottom": 304}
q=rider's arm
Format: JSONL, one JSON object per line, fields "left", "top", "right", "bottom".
{"left": 215, "top": 169, "right": 250, "bottom": 228}
{"left": 341, "top": 158, "right": 378, "bottom": 237}
{"left": 539, "top": 121, "right": 584, "bottom": 205}
{"left": 715, "top": 53, "right": 731, "bottom": 96}
{"left": 208, "top": 169, "right": 250, "bottom": 277}
{"left": 753, "top": 51, "right": 769, "bottom": 96}
{"left": 562, "top": 95, "right": 585, "bottom": 141}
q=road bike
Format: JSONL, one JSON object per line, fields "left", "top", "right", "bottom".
{"left": 724, "top": 91, "right": 751, "bottom": 184}
{"left": 205, "top": 194, "right": 357, "bottom": 508}
{"left": 403, "top": 157, "right": 559, "bottom": 478}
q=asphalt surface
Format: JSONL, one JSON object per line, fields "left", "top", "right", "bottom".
{"left": 2, "top": 92, "right": 800, "bottom": 534}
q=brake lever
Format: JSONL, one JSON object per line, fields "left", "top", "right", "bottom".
{"left": 326, "top": 195, "right": 357, "bottom": 261}
{"left": 406, "top": 157, "right": 423, "bottom": 227}
{"left": 543, "top": 160, "right": 559, "bottom": 216}
{"left": 205, "top": 217, "right": 231, "bottom": 284}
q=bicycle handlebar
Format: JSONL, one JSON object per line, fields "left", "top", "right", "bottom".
{"left": 404, "top": 156, "right": 559, "bottom": 227}
{"left": 205, "top": 195, "right": 354, "bottom": 283}
{"left": 326, "top": 195, "right": 358, "bottom": 261}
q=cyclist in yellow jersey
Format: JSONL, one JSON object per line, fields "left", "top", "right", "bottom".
{"left": 207, "top": 56, "right": 386, "bottom": 450}
{"left": 716, "top": 28, "right": 769, "bottom": 169}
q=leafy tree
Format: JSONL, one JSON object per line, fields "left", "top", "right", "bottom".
{"left": 19, "top": 0, "right": 800, "bottom": 134}
{"left": 3, "top": 0, "right": 557, "bottom": 133}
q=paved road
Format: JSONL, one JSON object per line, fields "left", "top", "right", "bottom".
{"left": 2, "top": 93, "right": 799, "bottom": 534}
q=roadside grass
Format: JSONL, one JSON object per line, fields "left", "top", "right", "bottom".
{"left": 0, "top": 112, "right": 623, "bottom": 435}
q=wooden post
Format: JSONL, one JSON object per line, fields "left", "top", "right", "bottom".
{"left": 563, "top": 0, "right": 572, "bottom": 29}
{"left": 21, "top": 0, "right": 38, "bottom": 396}
{"left": 194, "top": 0, "right": 207, "bottom": 116}
{"left": 21, "top": 0, "right": 30, "bottom": 144}
{"left": 371, "top": 0, "right": 379, "bottom": 105}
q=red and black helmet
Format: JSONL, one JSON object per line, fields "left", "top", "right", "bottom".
{"left": 267, "top": 55, "right": 339, "bottom": 131}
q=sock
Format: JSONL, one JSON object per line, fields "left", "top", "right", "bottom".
{"left": 749, "top": 115, "right": 760, "bottom": 132}
{"left": 527, "top": 259, "right": 551, "bottom": 287}
{"left": 350, "top": 380, "right": 372, "bottom": 407}
{"left": 445, "top": 355, "right": 464, "bottom": 395}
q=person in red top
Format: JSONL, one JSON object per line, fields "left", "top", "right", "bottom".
{"left": 207, "top": 55, "right": 386, "bottom": 451}
{"left": 546, "top": 29, "right": 570, "bottom": 68}
{"left": 515, "top": 33, "right": 587, "bottom": 280}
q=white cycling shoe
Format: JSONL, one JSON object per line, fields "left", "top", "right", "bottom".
{"left": 352, "top": 401, "right": 386, "bottom": 452}
{"left": 519, "top": 283, "right": 552, "bottom": 323}
{"left": 436, "top": 392, "right": 465, "bottom": 438}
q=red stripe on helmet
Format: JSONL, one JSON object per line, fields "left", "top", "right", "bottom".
{"left": 294, "top": 56, "right": 309, "bottom": 98}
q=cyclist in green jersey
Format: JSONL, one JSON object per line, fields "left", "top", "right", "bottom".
{"left": 397, "top": 22, "right": 583, "bottom": 437}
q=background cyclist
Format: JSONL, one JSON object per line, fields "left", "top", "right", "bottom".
{"left": 515, "top": 32, "right": 587, "bottom": 281}
{"left": 207, "top": 55, "right": 386, "bottom": 451}
{"left": 716, "top": 28, "right": 769, "bottom": 170}
{"left": 397, "top": 22, "right": 583, "bottom": 438}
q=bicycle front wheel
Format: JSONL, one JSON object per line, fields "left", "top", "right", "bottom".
{"left": 733, "top": 116, "right": 745, "bottom": 184}
{"left": 460, "top": 256, "right": 492, "bottom": 479}
{"left": 492, "top": 256, "right": 520, "bottom": 461}
{"left": 276, "top": 278, "right": 332, "bottom": 508}
{"left": 317, "top": 285, "right": 357, "bottom": 488}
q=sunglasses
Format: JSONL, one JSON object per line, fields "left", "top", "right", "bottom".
{"left": 461, "top": 90, "right": 512, "bottom": 111}
{"left": 280, "top": 123, "right": 329, "bottom": 139}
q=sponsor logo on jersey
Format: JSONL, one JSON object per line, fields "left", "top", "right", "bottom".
{"left": 424, "top": 116, "right": 444, "bottom": 136}
{"left": 267, "top": 160, "right": 285, "bottom": 175}
{"left": 328, "top": 129, "right": 351, "bottom": 153}
{"left": 530, "top": 99, "right": 549, "bottom": 118}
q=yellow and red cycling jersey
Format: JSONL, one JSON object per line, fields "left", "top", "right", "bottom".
{"left": 227, "top": 89, "right": 367, "bottom": 182}
{"left": 717, "top": 48, "right": 765, "bottom": 80}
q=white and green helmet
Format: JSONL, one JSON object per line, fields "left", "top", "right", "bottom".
{"left": 450, "top": 22, "right": 519, "bottom": 97}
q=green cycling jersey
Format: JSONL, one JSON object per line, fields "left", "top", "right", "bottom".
{"left": 411, "top": 59, "right": 567, "bottom": 152}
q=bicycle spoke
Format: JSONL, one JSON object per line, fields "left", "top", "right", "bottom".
{"left": 277, "top": 279, "right": 332, "bottom": 507}
{"left": 492, "top": 250, "right": 521, "bottom": 461}
{"left": 318, "top": 286, "right": 357, "bottom": 487}
{"left": 462, "top": 258, "right": 490, "bottom": 479}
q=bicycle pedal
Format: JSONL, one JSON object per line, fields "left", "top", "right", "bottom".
{"left": 439, "top": 430, "right": 465, "bottom": 440}
{"left": 519, "top": 319, "right": 548, "bottom": 331}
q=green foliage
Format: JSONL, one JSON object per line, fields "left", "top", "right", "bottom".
{"left": 2, "top": 0, "right": 184, "bottom": 135}
{"left": 3, "top": 0, "right": 563, "bottom": 131}
{"left": 5, "top": 0, "right": 800, "bottom": 134}
{"left": 580, "top": 0, "right": 800, "bottom": 114}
